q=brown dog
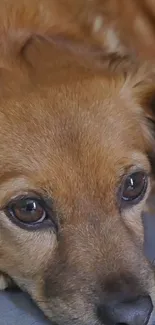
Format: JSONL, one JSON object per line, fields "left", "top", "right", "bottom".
{"left": 1, "top": 1, "right": 155, "bottom": 325}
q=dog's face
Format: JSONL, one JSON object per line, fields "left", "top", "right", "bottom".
{"left": 0, "top": 36, "right": 155, "bottom": 325}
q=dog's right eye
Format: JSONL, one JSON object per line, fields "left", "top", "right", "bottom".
{"left": 8, "top": 198, "right": 46, "bottom": 224}
{"left": 4, "top": 196, "right": 57, "bottom": 231}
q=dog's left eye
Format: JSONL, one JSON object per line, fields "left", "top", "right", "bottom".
{"left": 6, "top": 198, "right": 47, "bottom": 224}
{"left": 121, "top": 171, "right": 148, "bottom": 205}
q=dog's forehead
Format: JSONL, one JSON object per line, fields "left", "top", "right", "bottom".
{"left": 0, "top": 78, "right": 147, "bottom": 212}
{"left": 0, "top": 74, "right": 143, "bottom": 163}
{"left": 0, "top": 43, "right": 148, "bottom": 209}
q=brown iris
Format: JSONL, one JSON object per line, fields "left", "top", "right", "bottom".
{"left": 9, "top": 198, "right": 46, "bottom": 224}
{"left": 122, "top": 171, "right": 148, "bottom": 203}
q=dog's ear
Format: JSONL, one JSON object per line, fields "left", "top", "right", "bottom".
{"left": 0, "top": 0, "right": 75, "bottom": 58}
{"left": 0, "top": 0, "right": 122, "bottom": 69}
{"left": 2, "top": 0, "right": 155, "bottom": 65}
{"left": 0, "top": 0, "right": 131, "bottom": 73}
{"left": 82, "top": 0, "right": 155, "bottom": 62}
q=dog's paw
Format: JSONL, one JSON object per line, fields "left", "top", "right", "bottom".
{"left": 0, "top": 273, "right": 15, "bottom": 290}
{"left": 0, "top": 274, "right": 10, "bottom": 290}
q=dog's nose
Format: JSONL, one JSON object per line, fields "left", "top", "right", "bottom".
{"left": 97, "top": 295, "right": 153, "bottom": 325}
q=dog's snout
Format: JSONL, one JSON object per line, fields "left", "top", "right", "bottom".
{"left": 97, "top": 295, "right": 153, "bottom": 325}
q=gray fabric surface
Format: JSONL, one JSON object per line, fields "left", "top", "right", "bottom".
{"left": 0, "top": 291, "right": 51, "bottom": 325}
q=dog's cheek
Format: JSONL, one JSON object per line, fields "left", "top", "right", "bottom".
{"left": 122, "top": 205, "right": 145, "bottom": 243}
{"left": 0, "top": 211, "right": 57, "bottom": 290}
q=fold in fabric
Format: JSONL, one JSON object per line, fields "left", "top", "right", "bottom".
{"left": 142, "top": 213, "right": 155, "bottom": 265}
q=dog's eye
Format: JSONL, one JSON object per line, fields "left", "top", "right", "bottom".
{"left": 4, "top": 195, "right": 58, "bottom": 231}
{"left": 7, "top": 198, "right": 46, "bottom": 224}
{"left": 121, "top": 171, "right": 148, "bottom": 204}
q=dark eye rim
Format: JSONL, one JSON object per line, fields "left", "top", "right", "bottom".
{"left": 119, "top": 169, "right": 149, "bottom": 208}
{"left": 3, "top": 195, "right": 58, "bottom": 232}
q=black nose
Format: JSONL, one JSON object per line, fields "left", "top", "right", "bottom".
{"left": 97, "top": 295, "right": 153, "bottom": 325}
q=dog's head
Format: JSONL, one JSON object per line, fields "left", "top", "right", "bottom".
{"left": 1, "top": 2, "right": 155, "bottom": 325}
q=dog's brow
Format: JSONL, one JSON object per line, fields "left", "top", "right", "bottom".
{"left": 0, "top": 175, "right": 35, "bottom": 205}
{"left": 0, "top": 170, "right": 23, "bottom": 180}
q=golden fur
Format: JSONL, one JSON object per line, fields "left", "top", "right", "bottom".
{"left": 0, "top": 1, "right": 155, "bottom": 324}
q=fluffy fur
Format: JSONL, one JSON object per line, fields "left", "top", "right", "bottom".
{"left": 0, "top": 1, "right": 155, "bottom": 325}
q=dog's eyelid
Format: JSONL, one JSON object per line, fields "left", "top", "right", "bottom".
{"left": 0, "top": 192, "right": 40, "bottom": 210}
{"left": 42, "top": 196, "right": 54, "bottom": 210}
{"left": 0, "top": 190, "right": 53, "bottom": 209}
{"left": 4, "top": 196, "right": 55, "bottom": 218}
{"left": 117, "top": 168, "right": 150, "bottom": 211}
{"left": 117, "top": 165, "right": 150, "bottom": 186}
{"left": 1, "top": 192, "right": 58, "bottom": 232}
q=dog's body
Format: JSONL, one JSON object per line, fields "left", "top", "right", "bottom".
{"left": 0, "top": 1, "right": 155, "bottom": 325}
